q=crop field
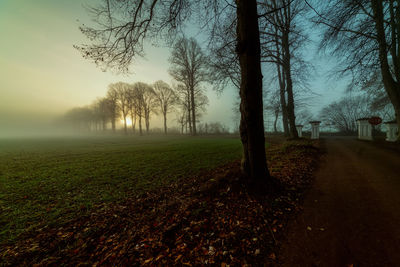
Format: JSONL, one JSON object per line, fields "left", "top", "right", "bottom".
{"left": 0, "top": 135, "right": 243, "bottom": 244}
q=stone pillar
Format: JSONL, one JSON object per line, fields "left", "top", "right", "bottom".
{"left": 385, "top": 121, "right": 398, "bottom": 142}
{"left": 296, "top": 125, "right": 303, "bottom": 138}
{"left": 309, "top": 121, "right": 321, "bottom": 139}
{"left": 356, "top": 118, "right": 372, "bottom": 140}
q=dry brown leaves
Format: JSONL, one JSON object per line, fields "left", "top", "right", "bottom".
{"left": 1, "top": 140, "right": 321, "bottom": 266}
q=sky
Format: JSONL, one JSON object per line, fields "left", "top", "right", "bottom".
{"left": 0, "top": 0, "right": 346, "bottom": 136}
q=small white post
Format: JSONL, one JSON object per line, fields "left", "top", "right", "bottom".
{"left": 385, "top": 121, "right": 398, "bottom": 142}
{"left": 309, "top": 121, "right": 321, "bottom": 139}
{"left": 296, "top": 125, "right": 303, "bottom": 138}
{"left": 356, "top": 118, "right": 373, "bottom": 140}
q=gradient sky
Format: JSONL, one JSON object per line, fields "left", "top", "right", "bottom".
{"left": 0, "top": 0, "right": 346, "bottom": 135}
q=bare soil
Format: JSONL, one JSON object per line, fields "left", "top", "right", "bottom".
{"left": 279, "top": 137, "right": 400, "bottom": 266}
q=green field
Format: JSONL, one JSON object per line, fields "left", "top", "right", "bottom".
{"left": 0, "top": 135, "right": 243, "bottom": 244}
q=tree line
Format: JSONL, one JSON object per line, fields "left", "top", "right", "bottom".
{"left": 66, "top": 37, "right": 214, "bottom": 135}
{"left": 320, "top": 93, "right": 395, "bottom": 134}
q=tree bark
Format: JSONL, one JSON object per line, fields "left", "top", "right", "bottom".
{"left": 145, "top": 114, "right": 150, "bottom": 134}
{"left": 372, "top": 0, "right": 400, "bottom": 139}
{"left": 123, "top": 115, "right": 127, "bottom": 135}
{"left": 131, "top": 114, "right": 136, "bottom": 134}
{"left": 139, "top": 115, "right": 143, "bottom": 136}
{"left": 187, "top": 94, "right": 192, "bottom": 135}
{"left": 276, "top": 61, "right": 289, "bottom": 136}
{"left": 190, "top": 85, "right": 197, "bottom": 135}
{"left": 236, "top": 0, "right": 271, "bottom": 181}
{"left": 282, "top": 30, "right": 298, "bottom": 139}
{"left": 163, "top": 111, "right": 167, "bottom": 135}
{"left": 275, "top": 33, "right": 290, "bottom": 137}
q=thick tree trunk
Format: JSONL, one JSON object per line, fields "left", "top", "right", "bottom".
{"left": 275, "top": 36, "right": 290, "bottom": 136}
{"left": 286, "top": 85, "right": 298, "bottom": 138}
{"left": 276, "top": 63, "right": 289, "bottom": 136}
{"left": 187, "top": 96, "right": 192, "bottom": 134}
{"left": 372, "top": 0, "right": 400, "bottom": 140}
{"left": 190, "top": 86, "right": 197, "bottom": 135}
{"left": 282, "top": 31, "right": 298, "bottom": 139}
{"left": 163, "top": 112, "right": 167, "bottom": 135}
{"left": 236, "top": 0, "right": 271, "bottom": 181}
{"left": 185, "top": 120, "right": 188, "bottom": 134}
{"left": 144, "top": 108, "right": 150, "bottom": 134}
{"left": 146, "top": 115, "right": 150, "bottom": 134}
{"left": 139, "top": 116, "right": 143, "bottom": 136}
{"left": 123, "top": 115, "right": 127, "bottom": 135}
{"left": 131, "top": 114, "right": 136, "bottom": 134}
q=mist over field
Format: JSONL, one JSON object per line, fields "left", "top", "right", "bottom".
{"left": 0, "top": 1, "right": 239, "bottom": 139}
{"left": 0, "top": 111, "right": 60, "bottom": 138}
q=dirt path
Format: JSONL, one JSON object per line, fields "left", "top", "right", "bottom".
{"left": 279, "top": 137, "right": 400, "bottom": 267}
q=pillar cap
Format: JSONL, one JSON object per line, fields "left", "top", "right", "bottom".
{"left": 384, "top": 120, "right": 397, "bottom": 124}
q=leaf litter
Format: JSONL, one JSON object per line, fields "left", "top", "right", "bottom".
{"left": 1, "top": 140, "right": 321, "bottom": 266}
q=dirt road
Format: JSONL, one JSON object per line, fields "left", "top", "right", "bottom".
{"left": 279, "top": 137, "right": 400, "bottom": 267}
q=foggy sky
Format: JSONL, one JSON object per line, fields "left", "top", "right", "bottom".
{"left": 0, "top": 0, "right": 346, "bottom": 137}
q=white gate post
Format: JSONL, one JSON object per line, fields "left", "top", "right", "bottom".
{"left": 296, "top": 125, "right": 303, "bottom": 138}
{"left": 356, "top": 118, "right": 372, "bottom": 140}
{"left": 385, "top": 121, "right": 398, "bottom": 142}
{"left": 309, "top": 121, "right": 321, "bottom": 139}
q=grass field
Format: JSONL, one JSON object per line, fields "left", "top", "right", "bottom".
{"left": 0, "top": 135, "right": 243, "bottom": 245}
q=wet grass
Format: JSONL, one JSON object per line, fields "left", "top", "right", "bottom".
{"left": 0, "top": 135, "right": 242, "bottom": 244}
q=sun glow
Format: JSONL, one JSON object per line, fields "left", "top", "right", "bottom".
{"left": 121, "top": 118, "right": 133, "bottom": 126}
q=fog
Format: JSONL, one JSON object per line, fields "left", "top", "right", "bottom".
{"left": 0, "top": 1, "right": 240, "bottom": 138}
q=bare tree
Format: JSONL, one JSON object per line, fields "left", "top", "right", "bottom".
{"left": 320, "top": 95, "right": 370, "bottom": 133}
{"left": 314, "top": 0, "right": 400, "bottom": 139}
{"left": 93, "top": 97, "right": 111, "bottom": 131}
{"left": 132, "top": 82, "right": 146, "bottom": 135}
{"left": 174, "top": 83, "right": 193, "bottom": 134}
{"left": 264, "top": 89, "right": 282, "bottom": 133}
{"left": 153, "top": 80, "right": 177, "bottom": 134}
{"left": 76, "top": 0, "right": 275, "bottom": 181}
{"left": 193, "top": 90, "right": 209, "bottom": 123}
{"left": 169, "top": 37, "right": 209, "bottom": 136}
{"left": 258, "top": 0, "right": 310, "bottom": 138}
{"left": 63, "top": 106, "right": 94, "bottom": 132}
{"left": 207, "top": 6, "right": 241, "bottom": 93}
{"left": 126, "top": 85, "right": 138, "bottom": 134}
{"left": 131, "top": 82, "right": 156, "bottom": 135}
{"left": 90, "top": 100, "right": 102, "bottom": 131}
{"left": 142, "top": 85, "right": 157, "bottom": 134}
{"left": 106, "top": 85, "right": 119, "bottom": 133}
{"left": 295, "top": 108, "right": 313, "bottom": 127}
{"left": 176, "top": 106, "right": 188, "bottom": 134}
{"left": 109, "top": 82, "right": 130, "bottom": 134}
{"left": 208, "top": 0, "right": 311, "bottom": 139}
